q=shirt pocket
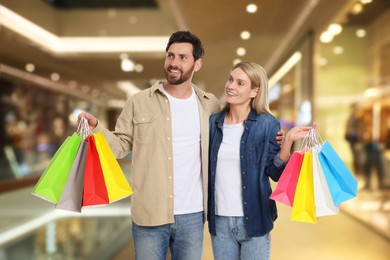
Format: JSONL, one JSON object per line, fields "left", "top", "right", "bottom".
{"left": 133, "top": 113, "right": 155, "bottom": 144}
{"left": 249, "top": 141, "right": 266, "bottom": 165}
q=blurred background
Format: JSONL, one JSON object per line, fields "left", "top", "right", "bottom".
{"left": 0, "top": 0, "right": 389, "bottom": 259}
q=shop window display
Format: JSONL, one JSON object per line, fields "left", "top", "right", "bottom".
{"left": 0, "top": 80, "right": 90, "bottom": 183}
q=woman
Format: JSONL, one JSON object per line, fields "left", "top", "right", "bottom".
{"left": 207, "top": 62, "right": 312, "bottom": 260}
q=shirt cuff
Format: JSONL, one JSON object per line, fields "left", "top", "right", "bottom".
{"left": 274, "top": 152, "right": 288, "bottom": 167}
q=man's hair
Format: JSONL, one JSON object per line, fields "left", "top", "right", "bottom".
{"left": 165, "top": 31, "right": 204, "bottom": 60}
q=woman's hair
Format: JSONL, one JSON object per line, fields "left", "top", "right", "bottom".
{"left": 165, "top": 31, "right": 204, "bottom": 60}
{"left": 227, "top": 62, "right": 272, "bottom": 114}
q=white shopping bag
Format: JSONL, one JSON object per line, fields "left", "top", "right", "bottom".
{"left": 312, "top": 146, "right": 340, "bottom": 217}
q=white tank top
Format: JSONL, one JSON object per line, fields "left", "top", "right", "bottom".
{"left": 163, "top": 87, "right": 203, "bottom": 214}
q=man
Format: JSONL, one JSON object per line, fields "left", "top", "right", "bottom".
{"left": 79, "top": 31, "right": 283, "bottom": 260}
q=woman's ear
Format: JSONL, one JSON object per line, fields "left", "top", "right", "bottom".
{"left": 250, "top": 87, "right": 259, "bottom": 98}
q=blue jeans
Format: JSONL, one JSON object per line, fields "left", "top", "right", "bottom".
{"left": 211, "top": 216, "right": 271, "bottom": 260}
{"left": 132, "top": 212, "right": 204, "bottom": 260}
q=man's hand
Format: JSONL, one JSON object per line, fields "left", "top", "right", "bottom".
{"left": 276, "top": 130, "right": 284, "bottom": 146}
{"left": 78, "top": 112, "right": 98, "bottom": 130}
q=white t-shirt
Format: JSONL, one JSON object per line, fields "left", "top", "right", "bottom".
{"left": 163, "top": 87, "right": 203, "bottom": 214}
{"left": 215, "top": 122, "right": 244, "bottom": 216}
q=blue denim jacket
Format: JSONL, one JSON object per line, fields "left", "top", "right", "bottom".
{"left": 208, "top": 109, "right": 286, "bottom": 237}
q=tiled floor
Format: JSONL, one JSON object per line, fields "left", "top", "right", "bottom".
{"left": 1, "top": 186, "right": 389, "bottom": 260}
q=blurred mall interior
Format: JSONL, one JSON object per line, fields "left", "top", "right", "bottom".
{"left": 0, "top": 0, "right": 390, "bottom": 259}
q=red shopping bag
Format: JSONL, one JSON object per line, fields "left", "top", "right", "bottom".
{"left": 82, "top": 135, "right": 109, "bottom": 207}
{"left": 94, "top": 132, "right": 133, "bottom": 203}
{"left": 270, "top": 151, "right": 304, "bottom": 206}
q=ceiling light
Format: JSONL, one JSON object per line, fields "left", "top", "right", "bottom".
{"left": 351, "top": 3, "right": 363, "bottom": 14}
{"left": 134, "top": 64, "right": 144, "bottom": 73}
{"left": 0, "top": 5, "right": 168, "bottom": 54}
{"left": 233, "top": 59, "right": 242, "bottom": 65}
{"left": 25, "top": 63, "right": 35, "bottom": 72}
{"left": 320, "top": 31, "right": 333, "bottom": 43}
{"left": 333, "top": 46, "right": 344, "bottom": 55}
{"left": 246, "top": 4, "right": 258, "bottom": 13}
{"left": 121, "top": 58, "right": 135, "bottom": 72}
{"left": 240, "top": 31, "right": 251, "bottom": 40}
{"left": 117, "top": 81, "right": 141, "bottom": 97}
{"left": 236, "top": 47, "right": 246, "bottom": 56}
{"left": 50, "top": 72, "right": 60, "bottom": 81}
{"left": 269, "top": 52, "right": 302, "bottom": 87}
{"left": 120, "top": 53, "right": 128, "bottom": 60}
{"left": 356, "top": 29, "right": 366, "bottom": 38}
{"left": 328, "top": 23, "right": 342, "bottom": 35}
{"left": 318, "top": 57, "right": 328, "bottom": 66}
{"left": 360, "top": 0, "right": 372, "bottom": 4}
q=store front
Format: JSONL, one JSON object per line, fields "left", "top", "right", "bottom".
{"left": 272, "top": 0, "right": 390, "bottom": 239}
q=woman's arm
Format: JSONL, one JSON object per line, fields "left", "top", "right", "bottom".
{"left": 279, "top": 125, "right": 313, "bottom": 162}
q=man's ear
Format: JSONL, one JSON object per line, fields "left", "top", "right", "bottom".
{"left": 194, "top": 58, "right": 202, "bottom": 72}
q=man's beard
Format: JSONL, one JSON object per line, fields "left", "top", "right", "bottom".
{"left": 164, "top": 65, "right": 194, "bottom": 85}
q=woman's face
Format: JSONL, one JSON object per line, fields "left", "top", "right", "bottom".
{"left": 225, "top": 67, "right": 258, "bottom": 107}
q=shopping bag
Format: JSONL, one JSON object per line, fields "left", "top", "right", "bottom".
{"left": 83, "top": 135, "right": 109, "bottom": 207}
{"left": 32, "top": 133, "right": 82, "bottom": 203}
{"left": 291, "top": 151, "right": 316, "bottom": 223}
{"left": 270, "top": 151, "right": 304, "bottom": 206}
{"left": 312, "top": 146, "right": 339, "bottom": 217}
{"left": 318, "top": 141, "right": 358, "bottom": 205}
{"left": 56, "top": 141, "right": 88, "bottom": 212}
{"left": 94, "top": 132, "right": 133, "bottom": 203}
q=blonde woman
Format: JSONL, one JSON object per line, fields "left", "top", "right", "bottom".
{"left": 207, "top": 62, "right": 312, "bottom": 260}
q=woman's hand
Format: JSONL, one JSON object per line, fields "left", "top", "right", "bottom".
{"left": 279, "top": 124, "right": 317, "bottom": 162}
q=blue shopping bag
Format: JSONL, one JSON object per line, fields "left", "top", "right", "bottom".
{"left": 318, "top": 141, "right": 358, "bottom": 205}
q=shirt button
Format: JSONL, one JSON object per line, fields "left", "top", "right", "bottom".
{"left": 166, "top": 117, "right": 170, "bottom": 121}
{"left": 244, "top": 201, "right": 247, "bottom": 205}
{"left": 243, "top": 186, "right": 246, "bottom": 189}
{"left": 168, "top": 176, "right": 172, "bottom": 179}
{"left": 165, "top": 99, "right": 168, "bottom": 102}
{"left": 167, "top": 137, "right": 171, "bottom": 141}
{"left": 168, "top": 157, "right": 171, "bottom": 160}
{"left": 241, "top": 156, "right": 244, "bottom": 159}
{"left": 169, "top": 195, "right": 173, "bottom": 199}
{"left": 242, "top": 171, "right": 246, "bottom": 175}
{"left": 142, "top": 118, "right": 145, "bottom": 121}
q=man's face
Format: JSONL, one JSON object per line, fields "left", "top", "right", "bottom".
{"left": 164, "top": 43, "right": 199, "bottom": 85}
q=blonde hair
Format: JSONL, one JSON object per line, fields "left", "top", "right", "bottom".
{"left": 228, "top": 62, "right": 272, "bottom": 114}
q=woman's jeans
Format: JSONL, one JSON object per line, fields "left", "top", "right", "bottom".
{"left": 132, "top": 211, "right": 204, "bottom": 260}
{"left": 211, "top": 216, "right": 271, "bottom": 260}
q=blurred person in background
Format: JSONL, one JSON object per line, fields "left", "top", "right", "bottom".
{"left": 207, "top": 62, "right": 312, "bottom": 260}
{"left": 345, "top": 102, "right": 363, "bottom": 176}
{"left": 78, "top": 31, "right": 284, "bottom": 260}
{"left": 361, "top": 102, "right": 385, "bottom": 190}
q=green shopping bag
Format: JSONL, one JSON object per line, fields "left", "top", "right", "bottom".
{"left": 32, "top": 132, "right": 82, "bottom": 204}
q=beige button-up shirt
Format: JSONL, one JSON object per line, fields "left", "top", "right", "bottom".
{"left": 94, "top": 81, "right": 221, "bottom": 226}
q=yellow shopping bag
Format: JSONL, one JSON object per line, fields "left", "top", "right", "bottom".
{"left": 94, "top": 132, "right": 133, "bottom": 203}
{"left": 291, "top": 151, "right": 316, "bottom": 223}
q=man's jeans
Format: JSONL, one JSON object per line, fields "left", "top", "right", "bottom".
{"left": 211, "top": 216, "right": 271, "bottom": 260}
{"left": 132, "top": 211, "right": 204, "bottom": 260}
